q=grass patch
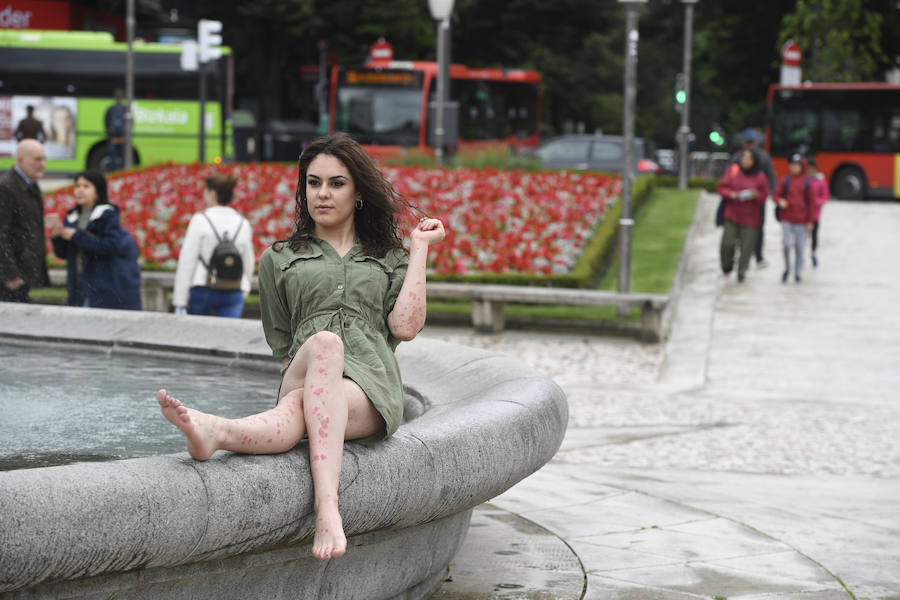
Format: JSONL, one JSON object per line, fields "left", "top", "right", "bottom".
{"left": 598, "top": 186, "right": 700, "bottom": 293}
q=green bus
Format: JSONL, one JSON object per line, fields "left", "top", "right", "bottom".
{"left": 0, "top": 29, "right": 233, "bottom": 172}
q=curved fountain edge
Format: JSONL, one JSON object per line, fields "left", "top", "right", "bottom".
{"left": 0, "top": 303, "right": 568, "bottom": 599}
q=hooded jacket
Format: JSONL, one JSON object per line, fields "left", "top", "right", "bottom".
{"left": 51, "top": 203, "right": 142, "bottom": 310}
{"left": 717, "top": 161, "right": 769, "bottom": 227}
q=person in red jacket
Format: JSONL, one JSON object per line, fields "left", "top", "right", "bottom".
{"left": 774, "top": 154, "right": 815, "bottom": 283}
{"left": 716, "top": 148, "right": 769, "bottom": 282}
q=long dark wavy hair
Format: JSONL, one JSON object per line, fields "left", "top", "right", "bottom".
{"left": 278, "top": 133, "right": 421, "bottom": 258}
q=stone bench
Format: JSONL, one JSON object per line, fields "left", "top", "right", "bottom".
{"left": 427, "top": 282, "right": 669, "bottom": 342}
{"left": 0, "top": 303, "right": 567, "bottom": 600}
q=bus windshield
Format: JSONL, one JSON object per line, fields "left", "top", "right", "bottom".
{"left": 335, "top": 69, "right": 423, "bottom": 146}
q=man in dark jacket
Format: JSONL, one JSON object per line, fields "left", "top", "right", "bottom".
{"left": 0, "top": 139, "right": 50, "bottom": 302}
{"left": 104, "top": 89, "right": 127, "bottom": 172}
{"left": 14, "top": 105, "right": 47, "bottom": 143}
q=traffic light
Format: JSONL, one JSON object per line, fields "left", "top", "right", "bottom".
{"left": 709, "top": 126, "right": 725, "bottom": 147}
{"left": 198, "top": 19, "right": 222, "bottom": 63}
{"left": 674, "top": 72, "right": 686, "bottom": 111}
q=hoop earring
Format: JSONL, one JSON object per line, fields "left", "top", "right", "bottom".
{"left": 355, "top": 199, "right": 363, "bottom": 210}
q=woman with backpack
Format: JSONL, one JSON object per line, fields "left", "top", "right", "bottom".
{"left": 716, "top": 148, "right": 769, "bottom": 283}
{"left": 157, "top": 133, "right": 446, "bottom": 561}
{"left": 48, "top": 169, "right": 142, "bottom": 310}
{"left": 172, "top": 173, "right": 255, "bottom": 317}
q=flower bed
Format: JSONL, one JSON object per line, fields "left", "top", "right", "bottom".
{"left": 45, "top": 163, "right": 621, "bottom": 277}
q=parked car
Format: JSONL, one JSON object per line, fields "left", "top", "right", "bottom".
{"left": 532, "top": 134, "right": 661, "bottom": 174}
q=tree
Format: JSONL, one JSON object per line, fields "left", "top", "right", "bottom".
{"left": 779, "top": 0, "right": 890, "bottom": 82}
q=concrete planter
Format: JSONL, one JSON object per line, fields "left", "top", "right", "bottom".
{"left": 0, "top": 304, "right": 567, "bottom": 599}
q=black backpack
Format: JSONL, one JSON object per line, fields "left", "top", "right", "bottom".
{"left": 199, "top": 213, "right": 244, "bottom": 290}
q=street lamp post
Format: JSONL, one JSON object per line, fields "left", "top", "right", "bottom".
{"left": 677, "top": 0, "right": 698, "bottom": 190}
{"left": 428, "top": 0, "right": 454, "bottom": 165}
{"left": 617, "top": 0, "right": 646, "bottom": 297}
{"left": 124, "top": 0, "right": 135, "bottom": 169}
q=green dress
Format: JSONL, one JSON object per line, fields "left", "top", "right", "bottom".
{"left": 258, "top": 238, "right": 410, "bottom": 438}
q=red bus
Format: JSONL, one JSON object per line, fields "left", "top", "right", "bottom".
{"left": 328, "top": 58, "right": 540, "bottom": 160}
{"left": 766, "top": 82, "right": 900, "bottom": 200}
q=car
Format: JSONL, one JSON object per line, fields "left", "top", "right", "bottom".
{"left": 532, "top": 134, "right": 661, "bottom": 174}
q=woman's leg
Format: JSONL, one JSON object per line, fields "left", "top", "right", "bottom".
{"left": 720, "top": 220, "right": 738, "bottom": 275}
{"left": 737, "top": 224, "right": 756, "bottom": 280}
{"left": 157, "top": 387, "right": 306, "bottom": 460}
{"left": 794, "top": 224, "right": 807, "bottom": 281}
{"left": 780, "top": 222, "right": 792, "bottom": 283}
{"left": 211, "top": 290, "right": 245, "bottom": 318}
{"left": 188, "top": 286, "right": 213, "bottom": 316}
{"left": 280, "top": 331, "right": 384, "bottom": 560}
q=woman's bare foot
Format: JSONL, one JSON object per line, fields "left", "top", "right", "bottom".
{"left": 312, "top": 505, "right": 346, "bottom": 560}
{"left": 157, "top": 389, "right": 222, "bottom": 461}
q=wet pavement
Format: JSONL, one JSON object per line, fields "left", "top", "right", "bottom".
{"left": 424, "top": 193, "right": 900, "bottom": 599}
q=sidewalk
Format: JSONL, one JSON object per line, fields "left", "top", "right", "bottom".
{"left": 427, "top": 193, "right": 900, "bottom": 599}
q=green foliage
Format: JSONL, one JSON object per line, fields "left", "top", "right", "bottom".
{"left": 779, "top": 0, "right": 888, "bottom": 81}
{"left": 654, "top": 175, "right": 718, "bottom": 193}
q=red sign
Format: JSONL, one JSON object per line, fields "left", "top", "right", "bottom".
{"left": 369, "top": 38, "right": 394, "bottom": 62}
{"left": 0, "top": 0, "right": 72, "bottom": 30}
{"left": 781, "top": 40, "right": 802, "bottom": 67}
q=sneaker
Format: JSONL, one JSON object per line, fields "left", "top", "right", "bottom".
{"left": 782, "top": 270, "right": 789, "bottom": 283}
{"left": 812, "top": 254, "right": 818, "bottom": 268}
{"left": 795, "top": 274, "right": 802, "bottom": 283}
{"left": 757, "top": 259, "right": 769, "bottom": 269}
{"left": 738, "top": 273, "right": 746, "bottom": 283}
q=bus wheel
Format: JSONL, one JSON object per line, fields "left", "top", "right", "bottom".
{"left": 832, "top": 166, "right": 866, "bottom": 201}
{"left": 87, "top": 143, "right": 110, "bottom": 172}
{"left": 87, "top": 143, "right": 139, "bottom": 172}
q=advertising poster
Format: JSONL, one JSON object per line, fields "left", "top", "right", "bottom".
{"left": 0, "top": 95, "right": 78, "bottom": 159}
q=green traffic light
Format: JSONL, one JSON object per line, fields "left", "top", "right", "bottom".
{"left": 675, "top": 90, "right": 686, "bottom": 104}
{"left": 709, "top": 131, "right": 724, "bottom": 146}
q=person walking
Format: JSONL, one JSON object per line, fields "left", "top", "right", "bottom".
{"left": 0, "top": 139, "right": 50, "bottom": 303}
{"left": 774, "top": 154, "right": 815, "bottom": 283}
{"left": 156, "top": 133, "right": 446, "bottom": 561}
{"left": 172, "top": 174, "right": 255, "bottom": 318}
{"left": 806, "top": 157, "right": 829, "bottom": 267}
{"left": 732, "top": 128, "right": 776, "bottom": 268}
{"left": 104, "top": 89, "right": 127, "bottom": 172}
{"left": 48, "top": 170, "right": 142, "bottom": 310}
{"left": 717, "top": 148, "right": 770, "bottom": 282}
{"left": 14, "top": 105, "right": 47, "bottom": 143}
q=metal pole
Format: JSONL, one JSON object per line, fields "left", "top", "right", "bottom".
{"left": 618, "top": 1, "right": 644, "bottom": 295}
{"left": 199, "top": 60, "right": 207, "bottom": 163}
{"left": 434, "top": 18, "right": 450, "bottom": 165}
{"left": 677, "top": 0, "right": 697, "bottom": 190}
{"left": 124, "top": 0, "right": 134, "bottom": 169}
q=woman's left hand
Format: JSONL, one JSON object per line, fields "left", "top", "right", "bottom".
{"left": 412, "top": 217, "right": 446, "bottom": 247}
{"left": 58, "top": 227, "right": 77, "bottom": 241}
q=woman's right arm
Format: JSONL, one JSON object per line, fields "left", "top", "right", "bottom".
{"left": 172, "top": 215, "right": 202, "bottom": 310}
{"left": 258, "top": 249, "right": 293, "bottom": 361}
